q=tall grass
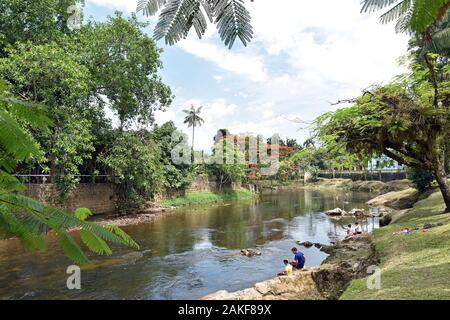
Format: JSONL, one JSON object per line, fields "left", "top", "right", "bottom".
{"left": 162, "top": 189, "right": 254, "bottom": 207}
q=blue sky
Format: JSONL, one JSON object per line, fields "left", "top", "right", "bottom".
{"left": 83, "top": 0, "right": 409, "bottom": 151}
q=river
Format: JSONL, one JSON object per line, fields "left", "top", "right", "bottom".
{"left": 0, "top": 188, "right": 379, "bottom": 300}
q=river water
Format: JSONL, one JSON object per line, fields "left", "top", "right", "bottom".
{"left": 0, "top": 188, "right": 379, "bottom": 300}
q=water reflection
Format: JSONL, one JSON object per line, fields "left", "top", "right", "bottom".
{"left": 0, "top": 188, "right": 378, "bottom": 300}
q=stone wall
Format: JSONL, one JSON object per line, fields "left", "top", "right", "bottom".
{"left": 158, "top": 175, "right": 246, "bottom": 201}
{"left": 25, "top": 183, "right": 116, "bottom": 215}
{"left": 24, "top": 175, "right": 251, "bottom": 216}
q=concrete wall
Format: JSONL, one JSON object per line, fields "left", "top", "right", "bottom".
{"left": 24, "top": 175, "right": 248, "bottom": 215}
{"left": 318, "top": 171, "right": 406, "bottom": 182}
{"left": 25, "top": 183, "right": 116, "bottom": 215}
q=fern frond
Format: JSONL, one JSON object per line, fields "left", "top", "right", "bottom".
{"left": 380, "top": 0, "right": 412, "bottom": 24}
{"left": 212, "top": 0, "right": 253, "bottom": 48}
{"left": 0, "top": 206, "right": 46, "bottom": 251}
{"left": 154, "top": 0, "right": 206, "bottom": 45}
{"left": 361, "top": 0, "right": 402, "bottom": 13}
{"left": 0, "top": 194, "right": 140, "bottom": 263}
{"left": 429, "top": 26, "right": 450, "bottom": 52}
{"left": 57, "top": 230, "right": 89, "bottom": 264}
{"left": 0, "top": 109, "right": 42, "bottom": 163}
{"left": 138, "top": 0, "right": 252, "bottom": 48}
{"left": 1, "top": 97, "right": 51, "bottom": 129}
{"left": 74, "top": 207, "right": 93, "bottom": 221}
{"left": 410, "top": 0, "right": 448, "bottom": 32}
{"left": 0, "top": 171, "right": 25, "bottom": 193}
{"left": 192, "top": 3, "right": 208, "bottom": 39}
{"left": 79, "top": 229, "right": 113, "bottom": 256}
{"left": 137, "top": 0, "right": 168, "bottom": 16}
{"left": 104, "top": 225, "right": 140, "bottom": 250}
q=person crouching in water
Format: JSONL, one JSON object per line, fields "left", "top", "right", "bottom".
{"left": 278, "top": 259, "right": 293, "bottom": 276}
{"left": 291, "top": 247, "right": 306, "bottom": 270}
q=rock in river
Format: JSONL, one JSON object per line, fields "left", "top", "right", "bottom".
{"left": 349, "top": 208, "right": 367, "bottom": 217}
{"left": 241, "top": 248, "right": 262, "bottom": 257}
{"left": 325, "top": 208, "right": 346, "bottom": 216}
{"left": 296, "top": 241, "right": 314, "bottom": 248}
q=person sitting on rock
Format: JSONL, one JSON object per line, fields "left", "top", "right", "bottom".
{"left": 278, "top": 259, "right": 293, "bottom": 276}
{"left": 343, "top": 224, "right": 354, "bottom": 238}
{"left": 354, "top": 222, "right": 363, "bottom": 235}
{"left": 291, "top": 247, "right": 306, "bottom": 269}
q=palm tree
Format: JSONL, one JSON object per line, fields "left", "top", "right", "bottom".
{"left": 137, "top": 0, "right": 253, "bottom": 48}
{"left": 183, "top": 105, "right": 205, "bottom": 156}
{"left": 361, "top": 0, "right": 450, "bottom": 53}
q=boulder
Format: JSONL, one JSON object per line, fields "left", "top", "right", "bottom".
{"left": 296, "top": 241, "right": 314, "bottom": 248}
{"left": 349, "top": 208, "right": 366, "bottom": 217}
{"left": 241, "top": 248, "right": 262, "bottom": 257}
{"left": 325, "top": 208, "right": 346, "bottom": 216}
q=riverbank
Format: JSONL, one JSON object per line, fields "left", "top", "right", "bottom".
{"left": 203, "top": 185, "right": 450, "bottom": 300}
{"left": 161, "top": 189, "right": 254, "bottom": 207}
{"left": 341, "top": 189, "right": 450, "bottom": 299}
{"left": 303, "top": 178, "right": 412, "bottom": 194}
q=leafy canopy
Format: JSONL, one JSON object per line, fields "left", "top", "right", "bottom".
{"left": 361, "top": 0, "right": 450, "bottom": 54}
{"left": 0, "top": 80, "right": 139, "bottom": 264}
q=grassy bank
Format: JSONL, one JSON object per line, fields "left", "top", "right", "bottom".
{"left": 303, "top": 178, "right": 412, "bottom": 193}
{"left": 162, "top": 189, "right": 254, "bottom": 207}
{"left": 341, "top": 190, "right": 450, "bottom": 300}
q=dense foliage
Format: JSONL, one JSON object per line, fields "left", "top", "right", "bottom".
{"left": 406, "top": 167, "right": 435, "bottom": 193}
{"left": 0, "top": 80, "right": 138, "bottom": 263}
{"left": 316, "top": 52, "right": 450, "bottom": 211}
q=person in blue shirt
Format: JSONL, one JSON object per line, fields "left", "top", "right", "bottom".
{"left": 291, "top": 247, "right": 306, "bottom": 269}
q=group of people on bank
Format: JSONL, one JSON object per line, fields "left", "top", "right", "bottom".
{"left": 277, "top": 222, "right": 364, "bottom": 276}
{"left": 343, "top": 222, "right": 363, "bottom": 238}
{"left": 277, "top": 247, "right": 305, "bottom": 276}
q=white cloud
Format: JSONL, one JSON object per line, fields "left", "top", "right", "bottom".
{"left": 87, "top": 0, "right": 137, "bottom": 12}
{"left": 177, "top": 38, "right": 268, "bottom": 82}
{"left": 213, "top": 75, "right": 224, "bottom": 82}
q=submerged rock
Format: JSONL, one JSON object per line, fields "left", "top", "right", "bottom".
{"left": 325, "top": 208, "right": 346, "bottom": 216}
{"left": 241, "top": 248, "right": 262, "bottom": 257}
{"left": 296, "top": 241, "right": 314, "bottom": 248}
{"left": 349, "top": 208, "right": 366, "bottom": 217}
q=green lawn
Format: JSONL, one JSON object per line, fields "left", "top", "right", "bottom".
{"left": 341, "top": 190, "right": 450, "bottom": 300}
{"left": 161, "top": 189, "right": 254, "bottom": 207}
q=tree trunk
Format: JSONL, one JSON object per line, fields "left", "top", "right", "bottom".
{"left": 434, "top": 164, "right": 450, "bottom": 213}
{"left": 191, "top": 125, "right": 195, "bottom": 164}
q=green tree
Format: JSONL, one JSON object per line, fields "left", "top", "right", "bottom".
{"left": 100, "top": 132, "right": 165, "bottom": 211}
{"left": 316, "top": 53, "right": 450, "bottom": 212}
{"left": 406, "top": 167, "right": 435, "bottom": 192}
{"left": 362, "top": 0, "right": 450, "bottom": 53}
{"left": 0, "top": 80, "right": 138, "bottom": 263}
{"left": 209, "top": 135, "right": 247, "bottom": 187}
{"left": 183, "top": 105, "right": 205, "bottom": 154}
{"left": 151, "top": 121, "right": 194, "bottom": 189}
{"left": 137, "top": 0, "right": 253, "bottom": 48}
{"left": 78, "top": 13, "right": 173, "bottom": 129}
{"left": 0, "top": 41, "right": 95, "bottom": 201}
{"left": 0, "top": 0, "right": 83, "bottom": 55}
